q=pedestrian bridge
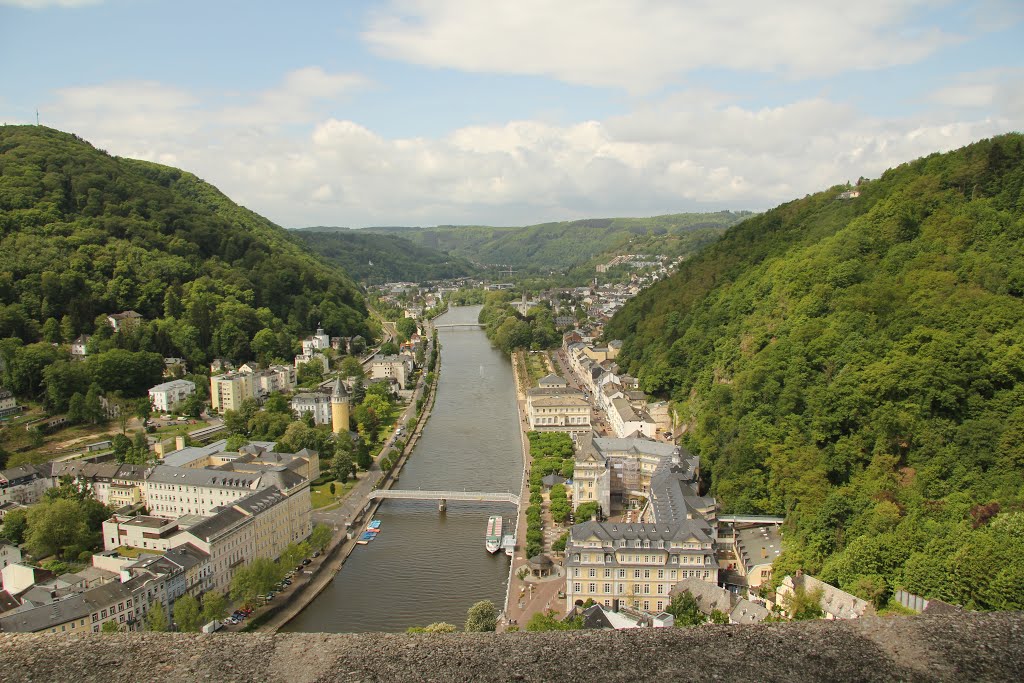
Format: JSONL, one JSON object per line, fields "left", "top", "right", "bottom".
{"left": 433, "top": 323, "right": 488, "bottom": 330}
{"left": 369, "top": 489, "right": 520, "bottom": 508}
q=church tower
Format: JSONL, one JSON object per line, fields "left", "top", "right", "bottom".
{"left": 331, "top": 378, "right": 350, "bottom": 434}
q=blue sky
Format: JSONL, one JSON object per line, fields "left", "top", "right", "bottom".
{"left": 2, "top": 0, "right": 1022, "bottom": 228}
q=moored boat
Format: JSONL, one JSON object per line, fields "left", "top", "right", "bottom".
{"left": 485, "top": 515, "right": 503, "bottom": 553}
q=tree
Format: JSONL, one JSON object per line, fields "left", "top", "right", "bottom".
{"left": 784, "top": 586, "right": 825, "bottom": 621}
{"left": 396, "top": 317, "right": 417, "bottom": 342}
{"left": 340, "top": 355, "right": 364, "bottom": 380}
{"left": 309, "top": 524, "right": 333, "bottom": 551}
{"left": 380, "top": 341, "right": 399, "bottom": 356}
{"left": 146, "top": 605, "right": 170, "bottom": 632}
{"left": 333, "top": 450, "right": 354, "bottom": 484}
{"left": 231, "top": 557, "right": 283, "bottom": 605}
{"left": 709, "top": 609, "right": 730, "bottom": 624}
{"left": 464, "top": 599, "right": 498, "bottom": 632}
{"left": 174, "top": 594, "right": 202, "bottom": 632}
{"left": 1, "top": 508, "right": 28, "bottom": 544}
{"left": 200, "top": 592, "right": 227, "bottom": 624}
{"left": 25, "top": 498, "right": 89, "bottom": 559}
{"left": 226, "top": 434, "right": 249, "bottom": 452}
{"left": 354, "top": 394, "right": 390, "bottom": 443}
{"left": 525, "top": 609, "right": 582, "bottom": 631}
{"left": 101, "top": 620, "right": 122, "bottom": 633}
{"left": 407, "top": 622, "right": 457, "bottom": 633}
{"left": 279, "top": 542, "right": 309, "bottom": 571}
{"left": 666, "top": 591, "right": 705, "bottom": 627}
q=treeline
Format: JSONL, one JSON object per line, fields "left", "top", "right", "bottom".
{"left": 293, "top": 229, "right": 479, "bottom": 284}
{"left": 478, "top": 292, "right": 559, "bottom": 354}
{"left": 605, "top": 134, "right": 1024, "bottom": 610}
{"left": 0, "top": 126, "right": 370, "bottom": 376}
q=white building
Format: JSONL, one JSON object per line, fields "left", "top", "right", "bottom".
{"left": 210, "top": 372, "right": 255, "bottom": 412}
{"left": 370, "top": 354, "right": 415, "bottom": 388}
{"left": 148, "top": 379, "right": 196, "bottom": 413}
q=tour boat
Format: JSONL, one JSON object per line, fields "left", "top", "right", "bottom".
{"left": 485, "top": 515, "right": 503, "bottom": 554}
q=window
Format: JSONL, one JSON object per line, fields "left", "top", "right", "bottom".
{"left": 657, "top": 569, "right": 664, "bottom": 579}
{"left": 588, "top": 583, "right": 596, "bottom": 593}
{"left": 589, "top": 568, "right": 596, "bottom": 578}
{"left": 574, "top": 583, "right": 582, "bottom": 593}
{"left": 634, "top": 569, "right": 641, "bottom": 578}
{"left": 604, "top": 583, "right": 611, "bottom": 594}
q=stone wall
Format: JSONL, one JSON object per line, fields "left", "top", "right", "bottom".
{"left": 1, "top": 611, "right": 1021, "bottom": 682}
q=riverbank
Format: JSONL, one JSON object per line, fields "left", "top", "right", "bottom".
{"left": 255, "top": 332, "right": 442, "bottom": 633}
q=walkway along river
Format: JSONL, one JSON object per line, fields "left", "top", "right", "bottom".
{"left": 282, "top": 305, "right": 524, "bottom": 633}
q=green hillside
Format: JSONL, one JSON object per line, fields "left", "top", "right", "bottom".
{"left": 606, "top": 134, "right": 1024, "bottom": 611}
{"left": 0, "top": 125, "right": 370, "bottom": 382}
{"left": 362, "top": 211, "right": 749, "bottom": 277}
{"left": 293, "top": 228, "right": 479, "bottom": 284}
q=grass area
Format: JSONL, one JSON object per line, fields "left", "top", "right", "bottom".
{"left": 311, "top": 478, "right": 357, "bottom": 509}
{"left": 524, "top": 352, "right": 550, "bottom": 386}
{"left": 112, "top": 546, "right": 164, "bottom": 559}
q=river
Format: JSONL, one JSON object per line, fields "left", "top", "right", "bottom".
{"left": 282, "top": 305, "right": 523, "bottom": 632}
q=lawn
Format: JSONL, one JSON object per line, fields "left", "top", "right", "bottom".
{"left": 311, "top": 477, "right": 358, "bottom": 509}
{"left": 524, "top": 352, "right": 551, "bottom": 387}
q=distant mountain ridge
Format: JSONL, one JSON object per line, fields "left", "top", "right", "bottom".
{"left": 356, "top": 212, "right": 751, "bottom": 274}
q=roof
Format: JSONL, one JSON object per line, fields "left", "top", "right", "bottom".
{"left": 570, "top": 519, "right": 714, "bottom": 545}
{"left": 147, "top": 465, "right": 260, "bottom": 489}
{"left": 735, "top": 526, "right": 783, "bottom": 572}
{"left": 541, "top": 474, "right": 566, "bottom": 487}
{"left": 163, "top": 543, "right": 210, "bottom": 571}
{"left": 0, "top": 593, "right": 92, "bottom": 632}
{"left": 149, "top": 379, "right": 195, "bottom": 393}
{"left": 730, "top": 599, "right": 770, "bottom": 624}
{"left": 179, "top": 506, "right": 248, "bottom": 543}
{"left": 670, "top": 578, "right": 733, "bottom": 615}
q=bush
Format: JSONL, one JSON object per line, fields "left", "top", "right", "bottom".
{"left": 529, "top": 491, "right": 543, "bottom": 505}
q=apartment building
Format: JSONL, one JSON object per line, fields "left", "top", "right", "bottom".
{"left": 148, "top": 379, "right": 196, "bottom": 413}
{"left": 210, "top": 372, "right": 255, "bottom": 412}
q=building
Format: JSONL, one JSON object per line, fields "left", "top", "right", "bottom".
{"left": 289, "top": 378, "right": 349, "bottom": 433}
{"left": 776, "top": 573, "right": 874, "bottom": 620}
{"left": 70, "top": 334, "right": 91, "bottom": 359}
{"left": 301, "top": 327, "right": 331, "bottom": 356}
{"left": 733, "top": 525, "right": 782, "bottom": 592}
{"left": 608, "top": 397, "right": 656, "bottom": 439}
{"left": 526, "top": 384, "right": 591, "bottom": 433}
{"left": 0, "top": 540, "right": 21, "bottom": 580}
{"left": 144, "top": 467, "right": 262, "bottom": 518}
{"left": 210, "top": 372, "right": 255, "bottom": 412}
{"left": 370, "top": 354, "right": 415, "bottom": 388}
{"left": 168, "top": 485, "right": 311, "bottom": 594}
{"left": 106, "top": 310, "right": 143, "bottom": 332}
{"left": 0, "top": 465, "right": 49, "bottom": 506}
{"left": 253, "top": 364, "right": 297, "bottom": 397}
{"left": 0, "top": 388, "right": 19, "bottom": 418}
{"left": 102, "top": 515, "right": 181, "bottom": 553}
{"left": 565, "top": 447, "right": 719, "bottom": 614}
{"left": 572, "top": 434, "right": 686, "bottom": 515}
{"left": 148, "top": 379, "right": 196, "bottom": 413}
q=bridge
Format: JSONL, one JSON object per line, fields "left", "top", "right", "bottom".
{"left": 369, "top": 489, "right": 520, "bottom": 511}
{"left": 718, "top": 514, "right": 785, "bottom": 525}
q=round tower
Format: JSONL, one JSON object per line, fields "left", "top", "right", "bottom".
{"left": 331, "top": 378, "right": 350, "bottom": 434}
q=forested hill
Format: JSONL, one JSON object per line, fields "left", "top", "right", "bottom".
{"left": 607, "top": 134, "right": 1024, "bottom": 611}
{"left": 293, "top": 228, "right": 479, "bottom": 284}
{"left": 360, "top": 211, "right": 750, "bottom": 277}
{"left": 0, "top": 125, "right": 370, "bottom": 368}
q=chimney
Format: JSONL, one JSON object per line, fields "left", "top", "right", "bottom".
{"left": 612, "top": 599, "right": 619, "bottom": 613}
{"left": 175, "top": 436, "right": 185, "bottom": 450}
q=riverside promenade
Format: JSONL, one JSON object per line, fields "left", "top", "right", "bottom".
{"left": 499, "top": 351, "right": 568, "bottom": 631}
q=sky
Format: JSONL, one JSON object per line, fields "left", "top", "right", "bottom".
{"left": 1, "top": 0, "right": 1023, "bottom": 229}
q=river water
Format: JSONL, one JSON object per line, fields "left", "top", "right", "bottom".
{"left": 282, "top": 305, "right": 523, "bottom": 632}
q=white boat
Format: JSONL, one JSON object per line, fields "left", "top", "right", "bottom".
{"left": 485, "top": 515, "right": 503, "bottom": 554}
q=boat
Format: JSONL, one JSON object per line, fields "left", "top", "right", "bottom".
{"left": 368, "top": 520, "right": 382, "bottom": 529}
{"left": 359, "top": 531, "right": 377, "bottom": 542}
{"left": 485, "top": 515, "right": 503, "bottom": 554}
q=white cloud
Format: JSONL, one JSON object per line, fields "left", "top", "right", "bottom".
{"left": 30, "top": 69, "right": 1020, "bottom": 229}
{"left": 364, "top": 0, "right": 959, "bottom": 91}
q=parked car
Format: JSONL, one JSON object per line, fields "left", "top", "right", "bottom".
{"left": 312, "top": 550, "right": 321, "bottom": 558}
{"left": 302, "top": 558, "right": 311, "bottom": 566}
